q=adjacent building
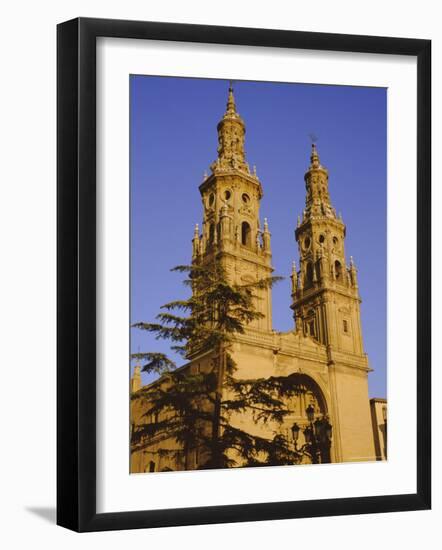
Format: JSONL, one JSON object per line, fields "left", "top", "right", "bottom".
{"left": 370, "top": 397, "right": 388, "bottom": 460}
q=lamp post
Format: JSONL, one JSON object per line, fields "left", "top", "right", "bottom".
{"left": 291, "top": 405, "right": 332, "bottom": 464}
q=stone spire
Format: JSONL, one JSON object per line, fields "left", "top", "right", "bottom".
{"left": 225, "top": 84, "right": 237, "bottom": 116}
{"left": 303, "top": 142, "right": 336, "bottom": 221}
{"left": 349, "top": 255, "right": 358, "bottom": 288}
{"left": 210, "top": 84, "right": 250, "bottom": 175}
{"left": 310, "top": 142, "right": 321, "bottom": 169}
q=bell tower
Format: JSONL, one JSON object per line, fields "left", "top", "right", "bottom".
{"left": 191, "top": 86, "right": 273, "bottom": 331}
{"left": 291, "top": 143, "right": 365, "bottom": 357}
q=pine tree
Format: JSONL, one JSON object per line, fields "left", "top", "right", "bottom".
{"left": 131, "top": 261, "right": 305, "bottom": 470}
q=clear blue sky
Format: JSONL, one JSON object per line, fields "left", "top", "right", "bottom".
{"left": 130, "top": 76, "right": 387, "bottom": 398}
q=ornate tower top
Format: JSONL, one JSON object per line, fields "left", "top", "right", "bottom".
{"left": 210, "top": 85, "right": 252, "bottom": 176}
{"left": 302, "top": 142, "right": 336, "bottom": 222}
{"left": 291, "top": 144, "right": 364, "bottom": 356}
{"left": 193, "top": 85, "right": 273, "bottom": 331}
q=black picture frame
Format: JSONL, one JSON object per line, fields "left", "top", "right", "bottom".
{"left": 57, "top": 17, "right": 431, "bottom": 532}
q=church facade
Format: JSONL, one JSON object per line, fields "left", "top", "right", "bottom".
{"left": 130, "top": 87, "right": 379, "bottom": 473}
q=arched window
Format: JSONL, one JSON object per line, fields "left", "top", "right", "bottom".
{"left": 335, "top": 260, "right": 342, "bottom": 281}
{"left": 241, "top": 221, "right": 251, "bottom": 247}
{"left": 306, "top": 309, "right": 316, "bottom": 338}
{"left": 306, "top": 262, "right": 314, "bottom": 285}
{"left": 148, "top": 460, "right": 155, "bottom": 473}
{"left": 208, "top": 223, "right": 215, "bottom": 245}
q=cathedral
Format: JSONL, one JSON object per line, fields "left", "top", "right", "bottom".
{"left": 130, "top": 86, "right": 382, "bottom": 473}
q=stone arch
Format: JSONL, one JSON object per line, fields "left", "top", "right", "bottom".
{"left": 241, "top": 221, "right": 251, "bottom": 247}
{"left": 305, "top": 262, "right": 314, "bottom": 286}
{"left": 284, "top": 372, "right": 328, "bottom": 418}
{"left": 334, "top": 260, "right": 342, "bottom": 281}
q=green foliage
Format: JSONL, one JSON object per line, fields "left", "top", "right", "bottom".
{"left": 131, "top": 261, "right": 304, "bottom": 469}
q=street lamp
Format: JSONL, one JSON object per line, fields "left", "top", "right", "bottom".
{"left": 291, "top": 422, "right": 300, "bottom": 445}
{"left": 291, "top": 405, "right": 333, "bottom": 464}
{"left": 306, "top": 404, "right": 315, "bottom": 423}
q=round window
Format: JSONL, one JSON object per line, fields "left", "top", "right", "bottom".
{"left": 224, "top": 190, "right": 232, "bottom": 201}
{"left": 333, "top": 236, "right": 339, "bottom": 245}
{"left": 242, "top": 193, "right": 250, "bottom": 204}
{"left": 319, "top": 234, "right": 325, "bottom": 244}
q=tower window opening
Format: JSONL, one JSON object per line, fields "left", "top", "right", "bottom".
{"left": 241, "top": 221, "right": 251, "bottom": 247}
{"left": 224, "top": 189, "right": 232, "bottom": 201}
{"left": 148, "top": 460, "right": 156, "bottom": 473}
{"left": 343, "top": 319, "right": 348, "bottom": 333}
{"left": 306, "top": 309, "right": 316, "bottom": 338}
{"left": 315, "top": 260, "right": 321, "bottom": 279}
{"left": 242, "top": 193, "right": 250, "bottom": 204}
{"left": 319, "top": 234, "right": 325, "bottom": 244}
{"left": 335, "top": 260, "right": 342, "bottom": 281}
{"left": 306, "top": 262, "right": 314, "bottom": 285}
{"left": 209, "top": 223, "right": 215, "bottom": 244}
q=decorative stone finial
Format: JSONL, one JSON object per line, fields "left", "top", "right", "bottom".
{"left": 291, "top": 260, "right": 298, "bottom": 294}
{"left": 131, "top": 363, "right": 142, "bottom": 393}
{"left": 262, "top": 218, "right": 271, "bottom": 252}
{"left": 192, "top": 223, "right": 201, "bottom": 257}
{"left": 349, "top": 256, "right": 358, "bottom": 287}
